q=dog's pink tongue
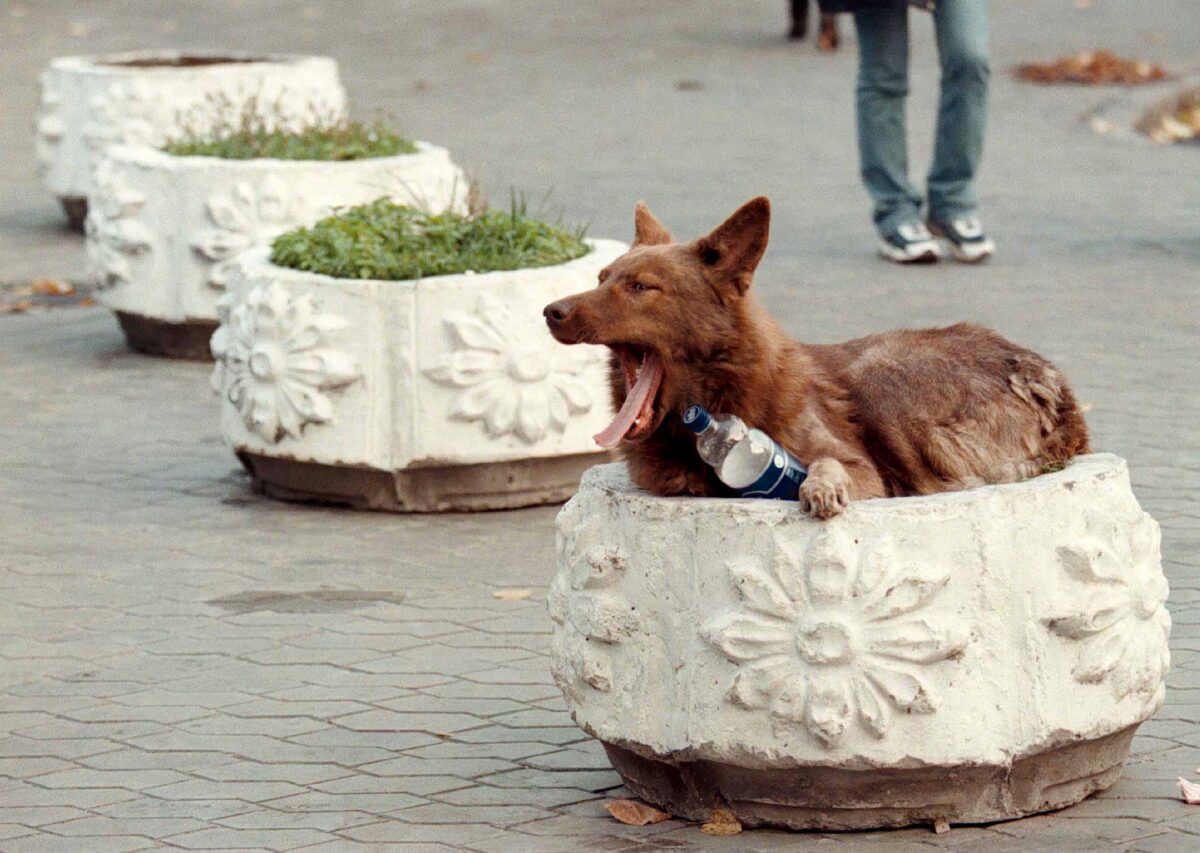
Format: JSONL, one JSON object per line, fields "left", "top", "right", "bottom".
{"left": 594, "top": 353, "right": 662, "bottom": 449}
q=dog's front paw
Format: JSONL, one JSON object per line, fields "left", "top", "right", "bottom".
{"left": 798, "top": 459, "right": 852, "bottom": 519}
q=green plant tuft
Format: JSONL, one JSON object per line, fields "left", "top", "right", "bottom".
{"left": 270, "top": 198, "right": 590, "bottom": 281}
{"left": 162, "top": 94, "right": 417, "bottom": 160}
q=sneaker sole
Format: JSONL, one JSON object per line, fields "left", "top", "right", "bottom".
{"left": 946, "top": 238, "right": 995, "bottom": 264}
{"left": 878, "top": 239, "right": 941, "bottom": 264}
{"left": 926, "top": 222, "right": 995, "bottom": 264}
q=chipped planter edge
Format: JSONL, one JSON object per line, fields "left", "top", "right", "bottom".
{"left": 88, "top": 143, "right": 467, "bottom": 359}
{"left": 550, "top": 455, "right": 1170, "bottom": 829}
{"left": 36, "top": 50, "right": 346, "bottom": 229}
{"left": 210, "top": 240, "right": 629, "bottom": 511}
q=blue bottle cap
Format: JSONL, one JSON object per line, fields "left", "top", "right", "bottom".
{"left": 682, "top": 405, "right": 711, "bottom": 434}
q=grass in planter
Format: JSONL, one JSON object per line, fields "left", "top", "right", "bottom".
{"left": 162, "top": 95, "right": 417, "bottom": 160}
{"left": 270, "top": 197, "right": 590, "bottom": 281}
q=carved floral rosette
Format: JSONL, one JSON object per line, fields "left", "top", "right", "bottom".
{"left": 550, "top": 455, "right": 1169, "bottom": 773}
{"left": 211, "top": 240, "right": 625, "bottom": 474}
{"left": 36, "top": 51, "right": 346, "bottom": 203}
{"left": 90, "top": 143, "right": 467, "bottom": 332}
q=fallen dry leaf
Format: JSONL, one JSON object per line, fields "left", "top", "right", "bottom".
{"left": 605, "top": 798, "right": 670, "bottom": 826}
{"left": 79, "top": 297, "right": 97, "bottom": 307}
{"left": 700, "top": 807, "right": 742, "bottom": 836}
{"left": 0, "top": 301, "right": 34, "bottom": 315}
{"left": 934, "top": 816, "right": 951, "bottom": 834}
{"left": 1016, "top": 50, "right": 1168, "bottom": 85}
{"left": 492, "top": 588, "right": 533, "bottom": 601}
{"left": 1180, "top": 777, "right": 1200, "bottom": 804}
{"left": 30, "top": 278, "right": 74, "bottom": 296}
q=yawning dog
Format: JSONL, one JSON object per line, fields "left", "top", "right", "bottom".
{"left": 543, "top": 198, "right": 1090, "bottom": 517}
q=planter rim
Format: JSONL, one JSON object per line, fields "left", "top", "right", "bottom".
{"left": 48, "top": 50, "right": 334, "bottom": 76}
{"left": 581, "top": 452, "right": 1126, "bottom": 517}
{"left": 229, "top": 238, "right": 623, "bottom": 289}
{"left": 103, "top": 140, "right": 451, "bottom": 172}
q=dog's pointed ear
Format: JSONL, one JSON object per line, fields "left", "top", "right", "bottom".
{"left": 694, "top": 196, "right": 771, "bottom": 294}
{"left": 633, "top": 201, "right": 673, "bottom": 246}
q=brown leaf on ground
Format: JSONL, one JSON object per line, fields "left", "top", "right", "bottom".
{"left": 492, "top": 588, "right": 533, "bottom": 601}
{"left": 1015, "top": 50, "right": 1168, "bottom": 85}
{"left": 79, "top": 297, "right": 97, "bottom": 307}
{"left": 1180, "top": 777, "right": 1200, "bottom": 804}
{"left": 700, "top": 807, "right": 742, "bottom": 836}
{"left": 605, "top": 798, "right": 670, "bottom": 826}
{"left": 30, "top": 278, "right": 74, "bottom": 296}
{"left": 0, "top": 301, "right": 34, "bottom": 314}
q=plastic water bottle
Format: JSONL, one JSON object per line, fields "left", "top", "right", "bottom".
{"left": 682, "top": 405, "right": 808, "bottom": 501}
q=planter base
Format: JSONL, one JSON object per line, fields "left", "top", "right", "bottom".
{"left": 236, "top": 451, "right": 609, "bottom": 512}
{"left": 115, "top": 312, "right": 217, "bottom": 360}
{"left": 59, "top": 196, "right": 87, "bottom": 233}
{"left": 603, "top": 725, "right": 1137, "bottom": 831}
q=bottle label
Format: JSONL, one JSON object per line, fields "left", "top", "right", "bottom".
{"left": 737, "top": 440, "right": 808, "bottom": 501}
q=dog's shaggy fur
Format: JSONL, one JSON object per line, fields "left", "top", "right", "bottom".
{"left": 544, "top": 198, "right": 1090, "bottom": 517}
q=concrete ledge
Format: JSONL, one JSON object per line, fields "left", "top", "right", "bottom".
{"left": 115, "top": 311, "right": 217, "bottom": 360}
{"left": 603, "top": 726, "right": 1134, "bottom": 830}
{"left": 237, "top": 450, "right": 608, "bottom": 512}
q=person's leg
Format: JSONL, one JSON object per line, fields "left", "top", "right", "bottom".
{"left": 854, "top": 6, "right": 922, "bottom": 232}
{"left": 927, "top": 0, "right": 990, "bottom": 222}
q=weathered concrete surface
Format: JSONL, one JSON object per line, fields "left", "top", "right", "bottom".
{"left": 553, "top": 459, "right": 1169, "bottom": 828}
{"left": 2, "top": 1, "right": 1199, "bottom": 850}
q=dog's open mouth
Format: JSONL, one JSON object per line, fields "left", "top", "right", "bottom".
{"left": 594, "top": 347, "right": 664, "bottom": 449}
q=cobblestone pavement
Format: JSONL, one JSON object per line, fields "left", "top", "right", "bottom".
{"left": 3, "top": 1, "right": 1199, "bottom": 851}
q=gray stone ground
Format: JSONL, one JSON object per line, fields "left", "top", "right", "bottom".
{"left": 2, "top": 1, "right": 1199, "bottom": 850}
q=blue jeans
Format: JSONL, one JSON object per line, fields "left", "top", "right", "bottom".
{"left": 854, "top": 1, "right": 990, "bottom": 232}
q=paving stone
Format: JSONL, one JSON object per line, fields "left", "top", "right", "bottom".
{"left": 1, "top": 834, "right": 157, "bottom": 853}
{"left": 339, "top": 819, "right": 504, "bottom": 844}
{"left": 263, "top": 791, "right": 427, "bottom": 815}
{"left": 31, "top": 767, "right": 190, "bottom": 790}
{"left": 391, "top": 801, "right": 557, "bottom": 827}
{"left": 165, "top": 827, "right": 334, "bottom": 850}
{"left": 41, "top": 815, "right": 214, "bottom": 838}
{"left": 213, "top": 809, "right": 381, "bottom": 832}
{"left": 0, "top": 806, "right": 93, "bottom": 828}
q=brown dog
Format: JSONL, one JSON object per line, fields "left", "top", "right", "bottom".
{"left": 543, "top": 198, "right": 1090, "bottom": 518}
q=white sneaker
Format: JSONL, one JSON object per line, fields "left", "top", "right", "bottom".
{"left": 927, "top": 215, "right": 995, "bottom": 263}
{"left": 877, "top": 222, "right": 942, "bottom": 264}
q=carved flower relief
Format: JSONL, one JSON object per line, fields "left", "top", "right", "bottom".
{"left": 83, "top": 79, "right": 161, "bottom": 151}
{"left": 35, "top": 75, "right": 64, "bottom": 174}
{"left": 549, "top": 507, "right": 636, "bottom": 701}
{"left": 425, "top": 293, "right": 601, "bottom": 444}
{"left": 704, "top": 529, "right": 968, "bottom": 748}
{"left": 192, "top": 176, "right": 296, "bottom": 290}
{"left": 210, "top": 282, "right": 361, "bottom": 443}
{"left": 84, "top": 162, "right": 153, "bottom": 287}
{"left": 1042, "top": 509, "right": 1170, "bottom": 702}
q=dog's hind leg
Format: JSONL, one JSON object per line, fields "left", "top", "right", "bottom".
{"left": 1007, "top": 357, "right": 1091, "bottom": 465}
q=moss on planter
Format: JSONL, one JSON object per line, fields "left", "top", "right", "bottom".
{"left": 163, "top": 111, "right": 417, "bottom": 161}
{"left": 270, "top": 198, "right": 590, "bottom": 281}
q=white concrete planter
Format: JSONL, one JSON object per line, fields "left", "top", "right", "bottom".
{"left": 87, "top": 143, "right": 466, "bottom": 359}
{"left": 210, "top": 240, "right": 627, "bottom": 510}
{"left": 550, "top": 455, "right": 1170, "bottom": 830}
{"left": 36, "top": 51, "right": 345, "bottom": 230}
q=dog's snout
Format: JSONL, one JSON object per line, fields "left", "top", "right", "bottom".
{"left": 543, "top": 300, "right": 571, "bottom": 325}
